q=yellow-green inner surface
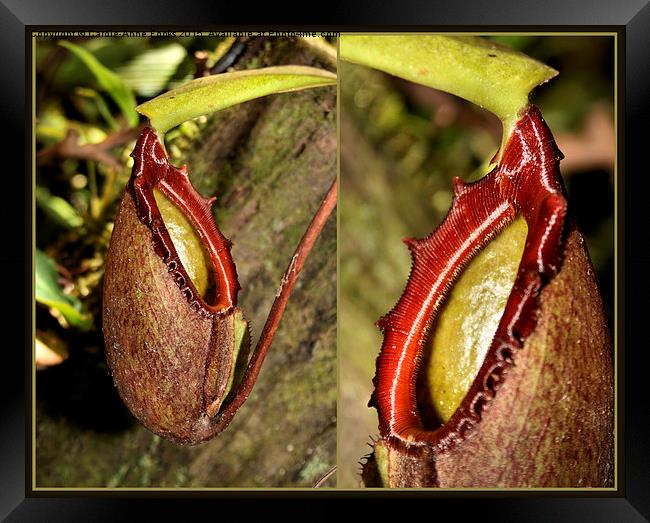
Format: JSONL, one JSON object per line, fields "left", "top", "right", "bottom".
{"left": 425, "top": 215, "right": 528, "bottom": 423}
{"left": 153, "top": 188, "right": 212, "bottom": 298}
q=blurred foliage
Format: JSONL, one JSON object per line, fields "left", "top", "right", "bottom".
{"left": 339, "top": 35, "right": 615, "bottom": 488}
{"left": 59, "top": 41, "right": 139, "bottom": 127}
{"left": 35, "top": 248, "right": 92, "bottom": 330}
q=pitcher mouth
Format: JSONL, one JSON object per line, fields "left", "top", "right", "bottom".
{"left": 129, "top": 126, "right": 240, "bottom": 316}
{"left": 372, "top": 105, "right": 568, "bottom": 452}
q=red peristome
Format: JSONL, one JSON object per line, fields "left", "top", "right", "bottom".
{"left": 373, "top": 105, "right": 568, "bottom": 451}
{"left": 130, "top": 126, "right": 239, "bottom": 314}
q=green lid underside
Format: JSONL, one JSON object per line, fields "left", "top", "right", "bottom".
{"left": 137, "top": 65, "right": 336, "bottom": 136}
{"left": 340, "top": 35, "right": 557, "bottom": 139}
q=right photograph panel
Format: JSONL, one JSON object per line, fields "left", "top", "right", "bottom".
{"left": 339, "top": 33, "right": 616, "bottom": 489}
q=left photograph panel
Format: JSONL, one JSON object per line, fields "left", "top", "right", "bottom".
{"left": 32, "top": 33, "right": 337, "bottom": 488}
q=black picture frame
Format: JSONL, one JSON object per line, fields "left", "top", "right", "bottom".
{"left": 4, "top": 0, "right": 649, "bottom": 518}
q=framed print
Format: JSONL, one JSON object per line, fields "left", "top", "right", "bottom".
{"left": 0, "top": 0, "right": 647, "bottom": 518}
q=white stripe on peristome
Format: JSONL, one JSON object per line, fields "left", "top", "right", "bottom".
{"left": 388, "top": 202, "right": 511, "bottom": 435}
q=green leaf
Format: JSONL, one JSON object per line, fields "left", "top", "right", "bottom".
{"left": 35, "top": 249, "right": 93, "bottom": 330}
{"left": 339, "top": 35, "right": 557, "bottom": 134}
{"left": 136, "top": 65, "right": 337, "bottom": 135}
{"left": 116, "top": 43, "right": 187, "bottom": 97}
{"left": 74, "top": 87, "right": 120, "bottom": 130}
{"left": 59, "top": 40, "right": 139, "bottom": 128}
{"left": 35, "top": 186, "right": 84, "bottom": 229}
